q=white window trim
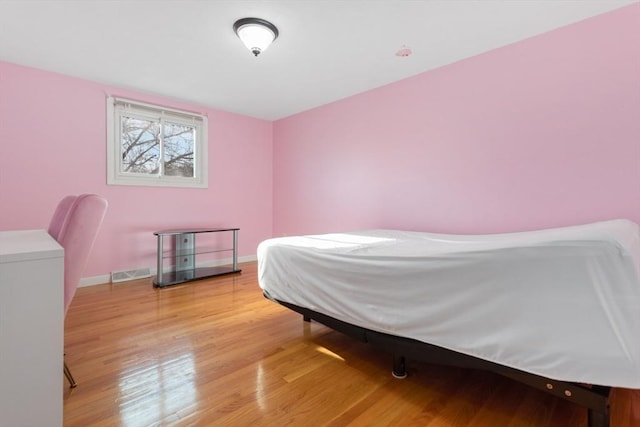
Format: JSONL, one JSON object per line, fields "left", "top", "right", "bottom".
{"left": 106, "top": 96, "right": 209, "bottom": 188}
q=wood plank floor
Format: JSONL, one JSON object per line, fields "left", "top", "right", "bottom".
{"left": 63, "top": 261, "right": 637, "bottom": 426}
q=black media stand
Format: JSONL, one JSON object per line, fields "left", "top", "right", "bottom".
{"left": 153, "top": 228, "right": 241, "bottom": 288}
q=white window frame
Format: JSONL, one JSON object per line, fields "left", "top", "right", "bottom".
{"left": 106, "top": 96, "right": 208, "bottom": 188}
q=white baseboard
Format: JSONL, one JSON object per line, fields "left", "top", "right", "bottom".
{"left": 78, "top": 254, "right": 257, "bottom": 287}
{"left": 79, "top": 274, "right": 112, "bottom": 287}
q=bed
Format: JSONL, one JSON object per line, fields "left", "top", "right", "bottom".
{"left": 257, "top": 219, "right": 640, "bottom": 427}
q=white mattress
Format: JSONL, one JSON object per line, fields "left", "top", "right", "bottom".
{"left": 257, "top": 219, "right": 640, "bottom": 388}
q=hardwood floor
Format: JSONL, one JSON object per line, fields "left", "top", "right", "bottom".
{"left": 63, "top": 262, "right": 636, "bottom": 426}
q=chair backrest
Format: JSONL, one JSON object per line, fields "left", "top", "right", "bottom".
{"left": 48, "top": 195, "right": 78, "bottom": 241}
{"left": 55, "top": 194, "right": 108, "bottom": 314}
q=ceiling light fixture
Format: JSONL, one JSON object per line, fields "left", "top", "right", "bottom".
{"left": 233, "top": 17, "right": 279, "bottom": 57}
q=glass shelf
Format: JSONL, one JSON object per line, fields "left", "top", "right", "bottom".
{"left": 153, "top": 228, "right": 240, "bottom": 288}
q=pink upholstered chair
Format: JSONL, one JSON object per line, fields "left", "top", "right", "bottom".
{"left": 48, "top": 194, "right": 108, "bottom": 387}
{"left": 48, "top": 195, "right": 77, "bottom": 241}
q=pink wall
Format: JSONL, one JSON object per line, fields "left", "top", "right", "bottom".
{"left": 0, "top": 61, "right": 273, "bottom": 278}
{"left": 273, "top": 4, "right": 640, "bottom": 236}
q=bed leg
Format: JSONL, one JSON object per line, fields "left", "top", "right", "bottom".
{"left": 392, "top": 355, "right": 407, "bottom": 379}
{"left": 303, "top": 315, "right": 311, "bottom": 322}
{"left": 588, "top": 408, "right": 609, "bottom": 427}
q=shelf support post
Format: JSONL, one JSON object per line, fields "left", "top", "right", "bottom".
{"left": 233, "top": 229, "right": 239, "bottom": 271}
{"left": 156, "top": 234, "right": 164, "bottom": 286}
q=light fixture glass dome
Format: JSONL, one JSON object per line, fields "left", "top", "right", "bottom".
{"left": 233, "top": 18, "right": 279, "bottom": 57}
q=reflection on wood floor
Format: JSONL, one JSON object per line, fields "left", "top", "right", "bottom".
{"left": 64, "top": 261, "right": 636, "bottom": 426}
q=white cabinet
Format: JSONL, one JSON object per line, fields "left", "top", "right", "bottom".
{"left": 0, "top": 229, "right": 64, "bottom": 427}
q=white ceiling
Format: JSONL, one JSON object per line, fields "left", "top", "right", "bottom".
{"left": 0, "top": 0, "right": 635, "bottom": 120}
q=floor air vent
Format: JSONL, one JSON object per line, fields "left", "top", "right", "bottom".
{"left": 111, "top": 268, "right": 151, "bottom": 283}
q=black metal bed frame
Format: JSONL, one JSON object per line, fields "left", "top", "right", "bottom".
{"left": 273, "top": 297, "right": 611, "bottom": 427}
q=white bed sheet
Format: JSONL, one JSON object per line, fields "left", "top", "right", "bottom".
{"left": 257, "top": 219, "right": 640, "bottom": 388}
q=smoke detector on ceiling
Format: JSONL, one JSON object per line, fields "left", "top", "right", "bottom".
{"left": 395, "top": 45, "right": 412, "bottom": 57}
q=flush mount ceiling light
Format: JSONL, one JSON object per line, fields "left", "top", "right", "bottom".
{"left": 233, "top": 17, "right": 279, "bottom": 57}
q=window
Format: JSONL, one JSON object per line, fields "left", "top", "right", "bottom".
{"left": 107, "top": 97, "right": 208, "bottom": 188}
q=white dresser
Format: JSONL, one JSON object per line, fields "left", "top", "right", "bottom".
{"left": 0, "top": 229, "right": 64, "bottom": 427}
